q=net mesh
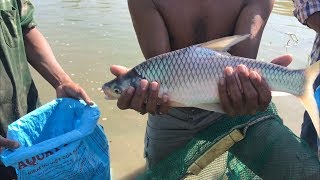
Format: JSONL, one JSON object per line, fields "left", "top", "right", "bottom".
{"left": 138, "top": 104, "right": 320, "bottom": 180}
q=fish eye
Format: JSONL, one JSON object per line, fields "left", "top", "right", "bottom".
{"left": 114, "top": 88, "right": 122, "bottom": 94}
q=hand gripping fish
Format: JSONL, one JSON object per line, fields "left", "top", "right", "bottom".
{"left": 102, "top": 34, "right": 320, "bottom": 159}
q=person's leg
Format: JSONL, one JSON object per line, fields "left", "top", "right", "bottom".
{"left": 300, "top": 74, "right": 320, "bottom": 152}
{"left": 301, "top": 112, "right": 317, "bottom": 152}
{"left": 144, "top": 107, "right": 223, "bottom": 168}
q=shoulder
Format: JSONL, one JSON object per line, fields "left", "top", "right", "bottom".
{"left": 128, "top": 0, "right": 157, "bottom": 10}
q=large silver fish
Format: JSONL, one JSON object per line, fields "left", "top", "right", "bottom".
{"left": 102, "top": 35, "right": 320, "bottom": 157}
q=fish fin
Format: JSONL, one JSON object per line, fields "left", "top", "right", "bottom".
{"left": 199, "top": 34, "right": 250, "bottom": 52}
{"left": 271, "top": 91, "right": 291, "bottom": 97}
{"left": 219, "top": 52, "right": 232, "bottom": 56}
{"left": 298, "top": 61, "right": 320, "bottom": 155}
{"left": 193, "top": 103, "right": 225, "bottom": 113}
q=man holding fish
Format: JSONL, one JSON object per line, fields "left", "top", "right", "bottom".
{"left": 103, "top": 0, "right": 320, "bottom": 176}
{"left": 293, "top": 0, "right": 320, "bottom": 154}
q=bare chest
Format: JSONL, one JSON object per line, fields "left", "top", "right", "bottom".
{"left": 154, "top": 0, "right": 245, "bottom": 49}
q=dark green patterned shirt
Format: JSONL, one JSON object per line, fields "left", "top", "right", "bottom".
{"left": 0, "top": 0, "right": 39, "bottom": 133}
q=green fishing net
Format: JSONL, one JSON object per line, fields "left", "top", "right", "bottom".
{"left": 139, "top": 103, "right": 320, "bottom": 179}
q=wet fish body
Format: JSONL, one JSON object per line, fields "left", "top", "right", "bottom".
{"left": 102, "top": 35, "right": 320, "bottom": 158}
{"left": 130, "top": 47, "right": 306, "bottom": 106}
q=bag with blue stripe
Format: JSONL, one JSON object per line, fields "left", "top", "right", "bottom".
{"left": 0, "top": 98, "right": 110, "bottom": 180}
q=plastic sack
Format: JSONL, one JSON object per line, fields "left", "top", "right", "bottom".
{"left": 0, "top": 98, "right": 110, "bottom": 180}
{"left": 315, "top": 86, "right": 320, "bottom": 108}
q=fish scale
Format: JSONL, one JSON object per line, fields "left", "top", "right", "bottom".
{"left": 102, "top": 35, "right": 320, "bottom": 159}
{"left": 133, "top": 45, "right": 305, "bottom": 105}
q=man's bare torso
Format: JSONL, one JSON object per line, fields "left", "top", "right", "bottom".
{"left": 153, "top": 0, "right": 247, "bottom": 50}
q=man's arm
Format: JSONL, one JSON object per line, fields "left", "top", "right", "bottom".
{"left": 24, "top": 27, "right": 92, "bottom": 104}
{"left": 306, "top": 12, "right": 320, "bottom": 33}
{"left": 114, "top": 0, "right": 171, "bottom": 114}
{"left": 219, "top": 0, "right": 275, "bottom": 116}
{"left": 128, "top": 0, "right": 171, "bottom": 58}
{"left": 230, "top": 0, "right": 274, "bottom": 58}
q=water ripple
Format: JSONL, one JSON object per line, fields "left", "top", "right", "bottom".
{"left": 272, "top": 0, "right": 294, "bottom": 16}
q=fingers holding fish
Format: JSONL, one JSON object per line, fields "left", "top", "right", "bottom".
{"left": 110, "top": 65, "right": 129, "bottom": 77}
{"left": 116, "top": 79, "right": 169, "bottom": 115}
{"left": 116, "top": 79, "right": 148, "bottom": 112}
{"left": 237, "top": 65, "right": 259, "bottom": 115}
{"left": 249, "top": 71, "right": 271, "bottom": 111}
{"left": 270, "top": 54, "right": 293, "bottom": 67}
{"left": 224, "top": 67, "right": 246, "bottom": 116}
{"left": 146, "top": 82, "right": 160, "bottom": 115}
{"left": 218, "top": 77, "right": 235, "bottom": 116}
{"left": 221, "top": 65, "right": 263, "bottom": 116}
{"left": 117, "top": 86, "right": 135, "bottom": 110}
{"left": 145, "top": 82, "right": 170, "bottom": 115}
{"left": 129, "top": 79, "right": 149, "bottom": 112}
{"left": 158, "top": 94, "right": 170, "bottom": 114}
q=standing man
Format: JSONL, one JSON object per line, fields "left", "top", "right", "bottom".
{"left": 111, "top": 1, "right": 320, "bottom": 178}
{"left": 0, "top": 0, "right": 92, "bottom": 178}
{"left": 113, "top": 0, "right": 279, "bottom": 167}
{"left": 293, "top": 0, "right": 320, "bottom": 152}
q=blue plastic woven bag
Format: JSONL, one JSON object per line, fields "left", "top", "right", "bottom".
{"left": 315, "top": 86, "right": 320, "bottom": 108}
{"left": 0, "top": 98, "right": 110, "bottom": 180}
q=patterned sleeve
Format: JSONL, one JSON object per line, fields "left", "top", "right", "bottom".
{"left": 293, "top": 0, "right": 320, "bottom": 25}
{"left": 19, "top": 0, "right": 37, "bottom": 32}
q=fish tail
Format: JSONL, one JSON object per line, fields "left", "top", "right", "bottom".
{"left": 299, "top": 60, "right": 320, "bottom": 158}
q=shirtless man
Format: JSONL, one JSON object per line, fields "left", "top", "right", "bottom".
{"left": 110, "top": 0, "right": 310, "bottom": 172}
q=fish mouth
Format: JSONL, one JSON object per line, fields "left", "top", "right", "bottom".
{"left": 104, "top": 95, "right": 117, "bottom": 100}
{"left": 102, "top": 87, "right": 118, "bottom": 100}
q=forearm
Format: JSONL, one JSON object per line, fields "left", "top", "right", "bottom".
{"left": 229, "top": 13, "right": 266, "bottom": 59}
{"left": 306, "top": 12, "right": 320, "bottom": 33}
{"left": 24, "top": 28, "right": 72, "bottom": 89}
{"left": 230, "top": 0, "right": 274, "bottom": 59}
